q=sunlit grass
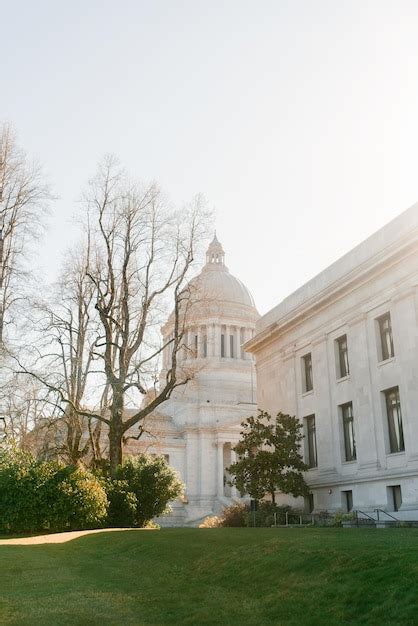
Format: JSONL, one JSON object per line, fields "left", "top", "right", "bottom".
{"left": 1, "top": 528, "right": 417, "bottom": 625}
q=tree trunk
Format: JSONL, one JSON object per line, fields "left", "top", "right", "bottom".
{"left": 109, "top": 423, "right": 123, "bottom": 478}
{"left": 271, "top": 490, "right": 276, "bottom": 505}
{"left": 0, "top": 306, "right": 3, "bottom": 348}
{"left": 109, "top": 391, "right": 124, "bottom": 478}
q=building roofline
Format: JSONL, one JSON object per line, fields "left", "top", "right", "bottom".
{"left": 246, "top": 202, "right": 418, "bottom": 353}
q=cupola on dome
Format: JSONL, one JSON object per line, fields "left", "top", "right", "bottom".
{"left": 189, "top": 234, "right": 256, "bottom": 309}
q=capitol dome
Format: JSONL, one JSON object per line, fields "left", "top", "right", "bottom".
{"left": 189, "top": 234, "right": 257, "bottom": 310}
{"left": 152, "top": 234, "right": 261, "bottom": 527}
{"left": 162, "top": 233, "right": 259, "bottom": 362}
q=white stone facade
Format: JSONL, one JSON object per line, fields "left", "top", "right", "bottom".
{"left": 246, "top": 203, "right": 418, "bottom": 520}
{"left": 127, "top": 236, "right": 259, "bottom": 525}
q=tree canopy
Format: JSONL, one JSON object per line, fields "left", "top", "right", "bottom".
{"left": 228, "top": 410, "right": 309, "bottom": 504}
{"left": 15, "top": 156, "right": 208, "bottom": 476}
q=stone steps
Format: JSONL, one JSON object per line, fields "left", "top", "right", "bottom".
{"left": 154, "top": 496, "right": 243, "bottom": 527}
{"left": 154, "top": 504, "right": 187, "bottom": 527}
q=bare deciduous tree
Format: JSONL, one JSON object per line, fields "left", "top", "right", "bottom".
{"left": 20, "top": 157, "right": 208, "bottom": 476}
{"left": 0, "top": 123, "right": 49, "bottom": 349}
{"left": 17, "top": 240, "right": 106, "bottom": 465}
{"left": 0, "top": 374, "right": 52, "bottom": 452}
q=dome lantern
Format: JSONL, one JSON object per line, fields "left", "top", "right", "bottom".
{"left": 206, "top": 232, "right": 225, "bottom": 267}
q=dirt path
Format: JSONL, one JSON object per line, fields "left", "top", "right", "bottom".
{"left": 0, "top": 527, "right": 148, "bottom": 546}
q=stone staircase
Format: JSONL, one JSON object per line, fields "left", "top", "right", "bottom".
{"left": 154, "top": 496, "right": 242, "bottom": 527}
{"left": 154, "top": 502, "right": 187, "bottom": 527}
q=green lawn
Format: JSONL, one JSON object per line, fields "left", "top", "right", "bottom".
{"left": 1, "top": 528, "right": 418, "bottom": 625}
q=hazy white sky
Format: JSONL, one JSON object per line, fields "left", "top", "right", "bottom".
{"left": 3, "top": 0, "right": 418, "bottom": 314}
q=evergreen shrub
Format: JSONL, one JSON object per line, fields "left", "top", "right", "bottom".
{"left": 114, "top": 455, "right": 183, "bottom": 527}
{"left": 0, "top": 451, "right": 108, "bottom": 534}
{"left": 105, "top": 479, "right": 138, "bottom": 527}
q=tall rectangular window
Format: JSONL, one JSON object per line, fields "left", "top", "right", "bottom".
{"left": 302, "top": 353, "right": 313, "bottom": 392}
{"left": 336, "top": 335, "right": 349, "bottom": 378}
{"left": 378, "top": 313, "right": 394, "bottom": 361}
{"left": 305, "top": 415, "right": 317, "bottom": 468}
{"left": 342, "top": 402, "right": 356, "bottom": 462}
{"left": 203, "top": 335, "right": 207, "bottom": 357}
{"left": 343, "top": 490, "right": 353, "bottom": 512}
{"left": 389, "top": 485, "right": 402, "bottom": 512}
{"left": 194, "top": 334, "right": 198, "bottom": 358}
{"left": 385, "top": 387, "right": 404, "bottom": 453}
{"left": 220, "top": 334, "right": 225, "bottom": 358}
{"left": 305, "top": 493, "right": 314, "bottom": 513}
{"left": 230, "top": 335, "right": 234, "bottom": 358}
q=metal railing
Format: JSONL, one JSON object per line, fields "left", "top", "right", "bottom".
{"left": 270, "top": 508, "right": 412, "bottom": 528}
{"left": 355, "top": 509, "right": 377, "bottom": 523}
{"left": 272, "top": 511, "right": 333, "bottom": 527}
{"left": 374, "top": 508, "right": 399, "bottom": 522}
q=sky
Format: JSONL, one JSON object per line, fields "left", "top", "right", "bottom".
{"left": 2, "top": 0, "right": 418, "bottom": 315}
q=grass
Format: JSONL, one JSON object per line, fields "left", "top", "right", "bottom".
{"left": 1, "top": 528, "right": 418, "bottom": 625}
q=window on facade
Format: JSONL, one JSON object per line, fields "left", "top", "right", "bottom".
{"left": 203, "top": 335, "right": 207, "bottom": 357}
{"left": 389, "top": 485, "right": 402, "bottom": 512}
{"left": 302, "top": 353, "right": 313, "bottom": 392}
{"left": 221, "top": 334, "right": 225, "bottom": 357}
{"left": 341, "top": 402, "right": 356, "bottom": 462}
{"left": 305, "top": 415, "right": 317, "bottom": 468}
{"left": 336, "top": 335, "right": 349, "bottom": 378}
{"left": 342, "top": 490, "right": 353, "bottom": 512}
{"left": 194, "top": 334, "right": 198, "bottom": 358}
{"left": 305, "top": 493, "right": 314, "bottom": 513}
{"left": 378, "top": 313, "right": 394, "bottom": 361}
{"left": 385, "top": 387, "right": 405, "bottom": 453}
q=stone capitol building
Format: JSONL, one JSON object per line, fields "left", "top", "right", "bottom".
{"left": 127, "top": 235, "right": 259, "bottom": 526}
{"left": 247, "top": 203, "right": 418, "bottom": 521}
{"left": 131, "top": 203, "right": 418, "bottom": 525}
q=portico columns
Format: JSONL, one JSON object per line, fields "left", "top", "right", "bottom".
{"left": 217, "top": 442, "right": 224, "bottom": 496}
{"left": 210, "top": 323, "right": 216, "bottom": 357}
{"left": 224, "top": 324, "right": 229, "bottom": 357}
{"left": 236, "top": 326, "right": 241, "bottom": 359}
{"left": 198, "top": 325, "right": 204, "bottom": 358}
{"left": 217, "top": 324, "right": 222, "bottom": 357}
{"left": 242, "top": 328, "right": 249, "bottom": 359}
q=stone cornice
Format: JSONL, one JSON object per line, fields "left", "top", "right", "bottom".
{"left": 307, "top": 464, "right": 418, "bottom": 488}
{"left": 251, "top": 275, "right": 418, "bottom": 366}
{"left": 246, "top": 234, "right": 418, "bottom": 354}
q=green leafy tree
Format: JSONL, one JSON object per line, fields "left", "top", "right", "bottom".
{"left": 228, "top": 410, "right": 309, "bottom": 504}
{"left": 115, "top": 454, "right": 184, "bottom": 526}
{"left": 45, "top": 465, "right": 108, "bottom": 531}
{"left": 0, "top": 450, "right": 108, "bottom": 533}
{"left": 105, "top": 479, "right": 138, "bottom": 527}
